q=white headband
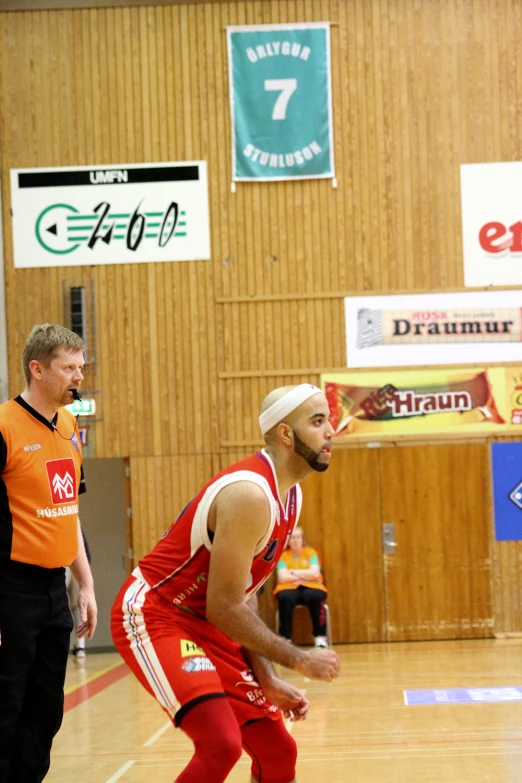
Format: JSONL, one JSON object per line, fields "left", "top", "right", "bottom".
{"left": 259, "top": 384, "right": 323, "bottom": 435}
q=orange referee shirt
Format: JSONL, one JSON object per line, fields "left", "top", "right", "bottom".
{"left": 0, "top": 396, "right": 85, "bottom": 568}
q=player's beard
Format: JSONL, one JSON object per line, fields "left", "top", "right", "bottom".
{"left": 292, "top": 429, "right": 329, "bottom": 472}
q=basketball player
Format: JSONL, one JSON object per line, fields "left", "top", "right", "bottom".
{"left": 111, "top": 384, "right": 340, "bottom": 783}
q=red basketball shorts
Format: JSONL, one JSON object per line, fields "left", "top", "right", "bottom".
{"left": 111, "top": 575, "right": 281, "bottom": 727}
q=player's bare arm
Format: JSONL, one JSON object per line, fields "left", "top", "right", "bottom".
{"left": 206, "top": 482, "right": 339, "bottom": 681}
{"left": 244, "top": 595, "right": 310, "bottom": 721}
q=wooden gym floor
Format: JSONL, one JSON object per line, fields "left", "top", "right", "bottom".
{"left": 46, "top": 638, "right": 522, "bottom": 782}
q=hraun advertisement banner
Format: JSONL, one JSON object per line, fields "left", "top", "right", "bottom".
{"left": 322, "top": 367, "right": 522, "bottom": 441}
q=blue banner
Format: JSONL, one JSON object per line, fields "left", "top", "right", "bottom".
{"left": 491, "top": 442, "right": 522, "bottom": 541}
{"left": 227, "top": 23, "right": 335, "bottom": 182}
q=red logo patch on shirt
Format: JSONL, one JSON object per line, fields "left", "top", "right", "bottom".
{"left": 46, "top": 459, "right": 77, "bottom": 505}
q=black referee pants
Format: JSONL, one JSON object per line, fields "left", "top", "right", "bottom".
{"left": 0, "top": 559, "right": 73, "bottom": 783}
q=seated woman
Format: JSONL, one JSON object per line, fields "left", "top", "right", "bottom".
{"left": 273, "top": 527, "right": 328, "bottom": 648}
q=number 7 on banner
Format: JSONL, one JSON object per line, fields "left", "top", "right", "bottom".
{"left": 264, "top": 79, "right": 297, "bottom": 120}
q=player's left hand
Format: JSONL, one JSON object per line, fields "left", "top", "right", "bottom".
{"left": 76, "top": 587, "right": 98, "bottom": 639}
{"left": 262, "top": 676, "right": 310, "bottom": 721}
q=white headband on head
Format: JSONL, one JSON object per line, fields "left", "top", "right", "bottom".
{"left": 259, "top": 384, "right": 323, "bottom": 435}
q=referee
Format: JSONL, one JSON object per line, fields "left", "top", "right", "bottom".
{"left": 0, "top": 324, "right": 97, "bottom": 783}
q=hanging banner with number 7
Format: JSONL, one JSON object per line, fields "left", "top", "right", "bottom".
{"left": 226, "top": 23, "right": 335, "bottom": 183}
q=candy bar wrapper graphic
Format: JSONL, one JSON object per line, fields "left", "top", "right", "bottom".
{"left": 356, "top": 308, "right": 522, "bottom": 349}
{"left": 324, "top": 370, "right": 506, "bottom": 437}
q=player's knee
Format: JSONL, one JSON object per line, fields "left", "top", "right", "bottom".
{"left": 262, "top": 729, "right": 297, "bottom": 782}
{"left": 244, "top": 719, "right": 297, "bottom": 783}
{"left": 179, "top": 698, "right": 243, "bottom": 779}
{"left": 188, "top": 731, "right": 241, "bottom": 780}
{"left": 203, "top": 727, "right": 242, "bottom": 769}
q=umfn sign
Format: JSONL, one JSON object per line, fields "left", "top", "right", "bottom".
{"left": 10, "top": 161, "right": 210, "bottom": 268}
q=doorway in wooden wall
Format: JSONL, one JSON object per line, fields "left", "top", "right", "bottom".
{"left": 79, "top": 458, "right": 130, "bottom": 650}
{"left": 299, "top": 442, "right": 493, "bottom": 643}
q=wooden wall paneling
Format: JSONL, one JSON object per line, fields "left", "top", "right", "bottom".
{"left": 180, "top": 3, "right": 196, "bottom": 160}
{"left": 75, "top": 9, "right": 92, "bottom": 163}
{"left": 271, "top": 301, "right": 283, "bottom": 370}
{"left": 218, "top": 296, "right": 345, "bottom": 380}
{"left": 137, "top": 7, "right": 152, "bottom": 160}
{"left": 147, "top": 264, "right": 162, "bottom": 454}
{"left": 161, "top": 264, "right": 176, "bottom": 457}
{"left": 339, "top": 0, "right": 357, "bottom": 293}
{"left": 145, "top": 456, "right": 160, "bottom": 550}
{"left": 495, "top": 0, "right": 511, "bottom": 160}
{"left": 503, "top": 545, "right": 522, "bottom": 634}
{"left": 91, "top": 268, "right": 106, "bottom": 458}
{"left": 129, "top": 455, "right": 145, "bottom": 562}
{"left": 122, "top": 457, "right": 134, "bottom": 573}
{"left": 168, "top": 261, "right": 186, "bottom": 458}
{"left": 87, "top": 10, "right": 103, "bottom": 159}
{"left": 161, "top": 6, "right": 175, "bottom": 159}
{"left": 494, "top": 544, "right": 522, "bottom": 636}
{"left": 24, "top": 12, "right": 39, "bottom": 164}
{"left": 110, "top": 265, "right": 128, "bottom": 457}
{"left": 115, "top": 266, "right": 130, "bottom": 460}
{"left": 331, "top": 3, "right": 347, "bottom": 294}
{"left": 281, "top": 182, "right": 294, "bottom": 298}
{"left": 125, "top": 266, "right": 141, "bottom": 455}
{"left": 127, "top": 7, "right": 143, "bottom": 160}
{"left": 509, "top": 0, "right": 522, "bottom": 160}
{"left": 110, "top": 9, "right": 128, "bottom": 161}
{"left": 106, "top": 265, "right": 124, "bottom": 456}
{"left": 172, "top": 267, "right": 188, "bottom": 455}
{"left": 379, "top": 444, "right": 493, "bottom": 641}
{"left": 195, "top": 7, "right": 220, "bottom": 457}
{"left": 104, "top": 9, "right": 119, "bottom": 162}
{"left": 434, "top": 1, "right": 453, "bottom": 289}
{"left": 352, "top": 0, "right": 373, "bottom": 291}
{"left": 416, "top": 1, "right": 434, "bottom": 290}
{"left": 370, "top": 0, "right": 388, "bottom": 293}
{"left": 394, "top": 0, "right": 414, "bottom": 292}
{"left": 299, "top": 446, "right": 385, "bottom": 643}
{"left": 213, "top": 1, "right": 233, "bottom": 303}
{"left": 129, "top": 454, "right": 216, "bottom": 559}
{"left": 136, "top": 266, "right": 153, "bottom": 456}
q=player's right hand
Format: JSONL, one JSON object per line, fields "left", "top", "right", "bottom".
{"left": 296, "top": 648, "right": 340, "bottom": 681}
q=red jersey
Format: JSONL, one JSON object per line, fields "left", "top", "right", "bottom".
{"left": 135, "top": 450, "right": 302, "bottom": 617}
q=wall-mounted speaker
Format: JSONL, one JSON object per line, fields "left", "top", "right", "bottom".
{"left": 62, "top": 278, "right": 96, "bottom": 368}
{"left": 69, "top": 285, "right": 90, "bottom": 364}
